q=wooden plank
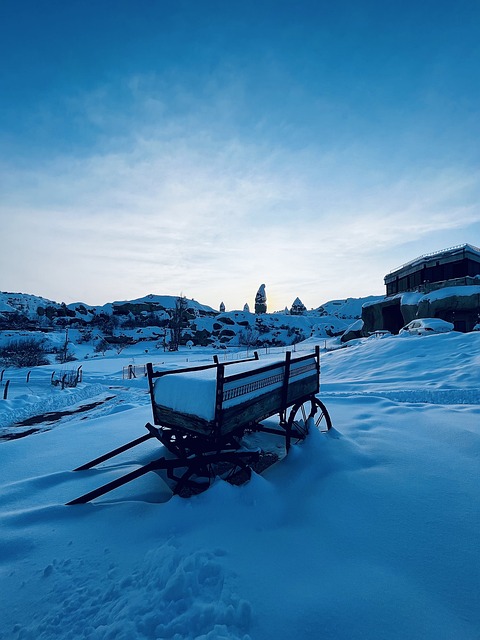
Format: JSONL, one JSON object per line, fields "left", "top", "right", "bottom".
{"left": 153, "top": 403, "right": 215, "bottom": 437}
{"left": 147, "top": 352, "right": 260, "bottom": 380}
{"left": 286, "top": 376, "right": 318, "bottom": 405}
{"left": 222, "top": 364, "right": 285, "bottom": 406}
{"left": 151, "top": 361, "right": 218, "bottom": 379}
{"left": 224, "top": 359, "right": 285, "bottom": 384}
{"left": 221, "top": 389, "right": 285, "bottom": 434}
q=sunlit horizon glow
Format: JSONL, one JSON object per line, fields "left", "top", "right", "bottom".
{"left": 1, "top": 1, "right": 479, "bottom": 312}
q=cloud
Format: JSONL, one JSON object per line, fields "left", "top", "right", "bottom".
{"left": 2, "top": 81, "right": 479, "bottom": 309}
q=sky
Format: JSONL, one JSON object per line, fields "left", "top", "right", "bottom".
{"left": 1, "top": 0, "right": 480, "bottom": 312}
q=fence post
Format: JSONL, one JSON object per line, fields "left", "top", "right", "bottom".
{"left": 26, "top": 371, "right": 31, "bottom": 383}
{"left": 61, "top": 374, "right": 67, "bottom": 390}
{"left": 0, "top": 369, "right": 5, "bottom": 383}
{"left": 3, "top": 380, "right": 10, "bottom": 400}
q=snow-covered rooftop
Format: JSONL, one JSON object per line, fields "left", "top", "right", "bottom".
{"left": 387, "top": 243, "right": 480, "bottom": 277}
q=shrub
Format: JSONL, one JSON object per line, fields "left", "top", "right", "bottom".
{"left": 238, "top": 327, "right": 260, "bottom": 348}
{"left": 78, "top": 329, "right": 93, "bottom": 343}
{"left": 0, "top": 338, "right": 50, "bottom": 367}
{"left": 55, "top": 348, "right": 77, "bottom": 363}
{"left": 94, "top": 338, "right": 110, "bottom": 356}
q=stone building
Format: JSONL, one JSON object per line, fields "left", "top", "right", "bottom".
{"left": 362, "top": 244, "right": 480, "bottom": 334}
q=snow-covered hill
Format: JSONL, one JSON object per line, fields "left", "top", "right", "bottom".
{"left": 316, "top": 295, "right": 384, "bottom": 319}
{"left": 0, "top": 290, "right": 378, "bottom": 349}
{"left": 0, "top": 291, "right": 216, "bottom": 321}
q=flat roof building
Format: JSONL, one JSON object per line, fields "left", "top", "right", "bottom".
{"left": 384, "top": 244, "right": 480, "bottom": 296}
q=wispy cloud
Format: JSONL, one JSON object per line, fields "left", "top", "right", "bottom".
{"left": 2, "top": 80, "right": 479, "bottom": 309}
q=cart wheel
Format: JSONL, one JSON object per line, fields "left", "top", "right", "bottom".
{"left": 288, "top": 397, "right": 332, "bottom": 439}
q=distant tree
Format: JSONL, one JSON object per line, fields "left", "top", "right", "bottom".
{"left": 238, "top": 326, "right": 260, "bottom": 352}
{"left": 169, "top": 296, "right": 189, "bottom": 351}
{"left": 78, "top": 328, "right": 93, "bottom": 344}
{"left": 0, "top": 338, "right": 49, "bottom": 368}
{"left": 104, "top": 315, "right": 120, "bottom": 335}
{"left": 94, "top": 338, "right": 110, "bottom": 356}
{"left": 243, "top": 303, "right": 250, "bottom": 313}
{"left": 219, "top": 301, "right": 226, "bottom": 313}
{"left": 291, "top": 329, "right": 306, "bottom": 344}
{"left": 255, "top": 284, "right": 267, "bottom": 315}
{"left": 114, "top": 340, "right": 129, "bottom": 355}
{"left": 121, "top": 317, "right": 137, "bottom": 329}
{"left": 55, "top": 348, "right": 76, "bottom": 363}
{"left": 56, "top": 329, "right": 76, "bottom": 363}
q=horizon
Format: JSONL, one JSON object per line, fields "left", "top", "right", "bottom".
{"left": 1, "top": 1, "right": 479, "bottom": 310}
{"left": 0, "top": 286, "right": 383, "bottom": 314}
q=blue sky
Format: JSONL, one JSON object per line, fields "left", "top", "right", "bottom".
{"left": 1, "top": 0, "right": 479, "bottom": 311}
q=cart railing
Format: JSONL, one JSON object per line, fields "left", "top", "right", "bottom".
{"left": 148, "top": 347, "right": 320, "bottom": 438}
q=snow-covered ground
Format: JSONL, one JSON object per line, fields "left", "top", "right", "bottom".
{"left": 0, "top": 333, "right": 479, "bottom": 639}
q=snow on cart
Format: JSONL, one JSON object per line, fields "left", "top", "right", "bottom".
{"left": 68, "top": 347, "right": 332, "bottom": 504}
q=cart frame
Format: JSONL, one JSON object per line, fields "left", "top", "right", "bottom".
{"left": 67, "top": 347, "right": 331, "bottom": 504}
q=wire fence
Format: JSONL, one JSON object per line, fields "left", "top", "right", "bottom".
{"left": 0, "top": 365, "right": 83, "bottom": 400}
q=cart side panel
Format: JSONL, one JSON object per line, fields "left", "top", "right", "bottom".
{"left": 219, "top": 353, "right": 319, "bottom": 435}
{"left": 222, "top": 362, "right": 285, "bottom": 409}
{"left": 286, "top": 356, "right": 319, "bottom": 403}
{"left": 219, "top": 375, "right": 318, "bottom": 435}
{"left": 221, "top": 354, "right": 318, "bottom": 412}
{"left": 149, "top": 350, "right": 320, "bottom": 439}
{"left": 221, "top": 389, "right": 284, "bottom": 434}
{"left": 152, "top": 402, "right": 215, "bottom": 437}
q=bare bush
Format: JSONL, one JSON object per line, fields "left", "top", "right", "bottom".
{"left": 0, "top": 338, "right": 50, "bottom": 368}
{"left": 55, "top": 348, "right": 77, "bottom": 363}
{"left": 238, "top": 327, "right": 260, "bottom": 349}
{"left": 94, "top": 338, "right": 111, "bottom": 356}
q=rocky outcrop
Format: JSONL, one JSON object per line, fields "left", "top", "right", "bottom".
{"left": 362, "top": 286, "right": 480, "bottom": 334}
{"left": 341, "top": 319, "right": 365, "bottom": 343}
{"left": 290, "top": 297, "right": 307, "bottom": 315}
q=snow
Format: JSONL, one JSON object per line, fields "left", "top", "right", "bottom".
{"left": 420, "top": 284, "right": 480, "bottom": 302}
{"left": 1, "top": 334, "right": 479, "bottom": 639}
{"left": 344, "top": 318, "right": 364, "bottom": 333}
{"left": 153, "top": 365, "right": 218, "bottom": 421}
{"left": 320, "top": 296, "right": 384, "bottom": 315}
{"left": 154, "top": 357, "right": 292, "bottom": 421}
{"left": 0, "top": 292, "right": 216, "bottom": 324}
{"left": 0, "top": 300, "right": 16, "bottom": 313}
{"left": 0, "top": 292, "right": 62, "bottom": 316}
{"left": 388, "top": 243, "right": 480, "bottom": 274}
{"left": 367, "top": 287, "right": 480, "bottom": 308}
{"left": 399, "top": 291, "right": 424, "bottom": 305}
{"left": 116, "top": 294, "right": 216, "bottom": 313}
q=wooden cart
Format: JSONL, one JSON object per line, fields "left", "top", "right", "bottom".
{"left": 68, "top": 347, "right": 331, "bottom": 504}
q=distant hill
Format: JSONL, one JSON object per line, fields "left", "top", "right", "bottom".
{"left": 0, "top": 291, "right": 384, "bottom": 348}
{"left": 316, "top": 296, "right": 384, "bottom": 320}
{"left": 0, "top": 292, "right": 216, "bottom": 325}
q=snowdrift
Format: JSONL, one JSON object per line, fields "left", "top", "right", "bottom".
{"left": 0, "top": 332, "right": 479, "bottom": 639}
